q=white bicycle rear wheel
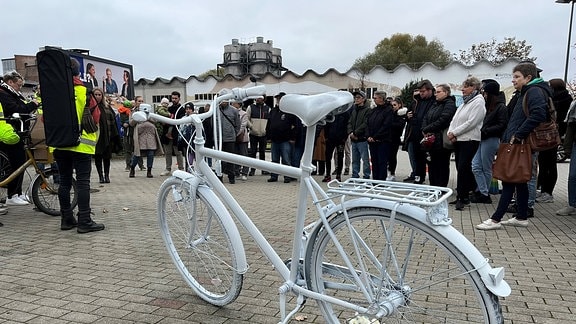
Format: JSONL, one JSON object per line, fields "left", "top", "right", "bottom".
{"left": 306, "top": 207, "right": 502, "bottom": 323}
{"left": 158, "top": 177, "right": 243, "bottom": 306}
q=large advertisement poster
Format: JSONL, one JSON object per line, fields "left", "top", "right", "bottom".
{"left": 68, "top": 51, "right": 134, "bottom": 109}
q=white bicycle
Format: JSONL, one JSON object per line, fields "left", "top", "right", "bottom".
{"left": 133, "top": 87, "right": 510, "bottom": 323}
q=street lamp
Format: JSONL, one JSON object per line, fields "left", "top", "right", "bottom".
{"left": 556, "top": 0, "right": 576, "bottom": 83}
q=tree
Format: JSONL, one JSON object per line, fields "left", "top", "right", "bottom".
{"left": 399, "top": 80, "right": 421, "bottom": 109}
{"left": 353, "top": 33, "right": 452, "bottom": 72}
{"left": 454, "top": 37, "right": 536, "bottom": 65}
{"left": 199, "top": 67, "right": 225, "bottom": 78}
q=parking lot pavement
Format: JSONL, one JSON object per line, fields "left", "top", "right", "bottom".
{"left": 0, "top": 155, "right": 575, "bottom": 323}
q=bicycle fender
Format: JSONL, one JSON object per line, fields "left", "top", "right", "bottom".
{"left": 323, "top": 198, "right": 511, "bottom": 297}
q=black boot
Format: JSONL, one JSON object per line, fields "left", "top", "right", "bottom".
{"left": 60, "top": 211, "right": 77, "bottom": 231}
{"left": 129, "top": 167, "right": 135, "bottom": 178}
{"left": 77, "top": 212, "right": 105, "bottom": 234}
{"left": 147, "top": 168, "right": 153, "bottom": 178}
{"left": 104, "top": 174, "right": 110, "bottom": 183}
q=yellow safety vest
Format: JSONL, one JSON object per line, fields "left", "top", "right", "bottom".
{"left": 50, "top": 85, "right": 98, "bottom": 154}
{"left": 0, "top": 103, "right": 20, "bottom": 145}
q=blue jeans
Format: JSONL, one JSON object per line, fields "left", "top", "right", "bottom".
{"left": 569, "top": 144, "right": 576, "bottom": 207}
{"left": 471, "top": 137, "right": 499, "bottom": 196}
{"left": 270, "top": 141, "right": 292, "bottom": 180}
{"left": 351, "top": 141, "right": 370, "bottom": 179}
{"left": 132, "top": 150, "right": 155, "bottom": 169}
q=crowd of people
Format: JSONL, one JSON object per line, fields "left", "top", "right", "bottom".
{"left": 1, "top": 60, "right": 576, "bottom": 232}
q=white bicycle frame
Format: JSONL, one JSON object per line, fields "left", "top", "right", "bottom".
{"left": 134, "top": 86, "right": 510, "bottom": 322}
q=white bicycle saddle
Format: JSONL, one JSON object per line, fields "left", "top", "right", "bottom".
{"left": 279, "top": 91, "right": 354, "bottom": 126}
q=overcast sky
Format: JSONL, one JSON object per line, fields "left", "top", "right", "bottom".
{"left": 2, "top": 0, "right": 574, "bottom": 83}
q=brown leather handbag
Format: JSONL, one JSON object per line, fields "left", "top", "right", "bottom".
{"left": 523, "top": 89, "right": 561, "bottom": 151}
{"left": 492, "top": 142, "right": 532, "bottom": 183}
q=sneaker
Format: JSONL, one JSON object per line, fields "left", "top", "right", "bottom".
{"left": 322, "top": 176, "right": 331, "bottom": 182}
{"left": 160, "top": 170, "right": 171, "bottom": 176}
{"left": 500, "top": 217, "right": 529, "bottom": 227}
{"left": 6, "top": 196, "right": 29, "bottom": 206}
{"left": 556, "top": 206, "right": 576, "bottom": 216}
{"left": 386, "top": 175, "right": 396, "bottom": 181}
{"left": 476, "top": 219, "right": 502, "bottom": 230}
{"left": 18, "top": 194, "right": 29, "bottom": 203}
{"left": 343, "top": 168, "right": 349, "bottom": 175}
{"left": 403, "top": 176, "right": 415, "bottom": 182}
{"left": 241, "top": 175, "right": 247, "bottom": 181}
{"left": 414, "top": 176, "right": 421, "bottom": 183}
{"left": 536, "top": 192, "right": 554, "bottom": 203}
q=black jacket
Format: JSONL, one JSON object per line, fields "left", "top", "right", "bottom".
{"left": 553, "top": 88, "right": 573, "bottom": 137}
{"left": 366, "top": 103, "right": 394, "bottom": 142}
{"left": 266, "top": 106, "right": 297, "bottom": 142}
{"left": 480, "top": 96, "right": 508, "bottom": 140}
{"left": 405, "top": 94, "right": 435, "bottom": 143}
{"left": 421, "top": 96, "right": 457, "bottom": 150}
{"left": 324, "top": 110, "right": 351, "bottom": 143}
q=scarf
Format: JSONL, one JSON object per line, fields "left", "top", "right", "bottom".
{"left": 0, "top": 81, "right": 26, "bottom": 101}
{"left": 463, "top": 90, "right": 479, "bottom": 104}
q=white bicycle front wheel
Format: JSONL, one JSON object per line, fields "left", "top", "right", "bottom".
{"left": 158, "top": 177, "right": 243, "bottom": 306}
{"left": 306, "top": 207, "right": 502, "bottom": 323}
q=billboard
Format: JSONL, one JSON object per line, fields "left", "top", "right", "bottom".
{"left": 47, "top": 47, "right": 135, "bottom": 107}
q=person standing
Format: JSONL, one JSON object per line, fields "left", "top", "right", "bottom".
{"left": 0, "top": 71, "right": 40, "bottom": 205}
{"left": 159, "top": 91, "right": 185, "bottom": 175}
{"left": 447, "top": 77, "right": 486, "bottom": 210}
{"left": 421, "top": 84, "right": 457, "bottom": 187}
{"left": 470, "top": 80, "right": 508, "bottom": 203}
{"left": 54, "top": 58, "right": 104, "bottom": 233}
{"left": 219, "top": 98, "right": 240, "bottom": 184}
{"left": 556, "top": 99, "right": 576, "bottom": 216}
{"left": 0, "top": 101, "right": 20, "bottom": 225}
{"left": 93, "top": 88, "right": 120, "bottom": 183}
{"left": 387, "top": 98, "right": 407, "bottom": 181}
{"left": 366, "top": 91, "right": 394, "bottom": 181}
{"left": 323, "top": 99, "right": 351, "bottom": 182}
{"left": 536, "top": 78, "right": 570, "bottom": 203}
{"left": 128, "top": 103, "right": 164, "bottom": 178}
{"left": 476, "top": 62, "right": 549, "bottom": 230}
{"left": 245, "top": 96, "right": 270, "bottom": 176}
{"left": 231, "top": 99, "right": 250, "bottom": 180}
{"left": 347, "top": 90, "right": 371, "bottom": 179}
{"left": 266, "top": 95, "right": 297, "bottom": 183}
{"left": 403, "top": 80, "right": 436, "bottom": 184}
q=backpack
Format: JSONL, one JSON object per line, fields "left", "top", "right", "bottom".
{"left": 36, "top": 49, "right": 81, "bottom": 147}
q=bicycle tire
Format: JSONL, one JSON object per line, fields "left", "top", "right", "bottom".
{"left": 157, "top": 177, "right": 243, "bottom": 306}
{"left": 306, "top": 207, "right": 503, "bottom": 323}
{"left": 31, "top": 169, "right": 78, "bottom": 216}
{"left": 0, "top": 150, "right": 11, "bottom": 183}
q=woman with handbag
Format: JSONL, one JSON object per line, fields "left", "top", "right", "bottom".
{"left": 477, "top": 62, "right": 550, "bottom": 230}
{"left": 421, "top": 84, "right": 457, "bottom": 187}
{"left": 470, "top": 80, "right": 508, "bottom": 203}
